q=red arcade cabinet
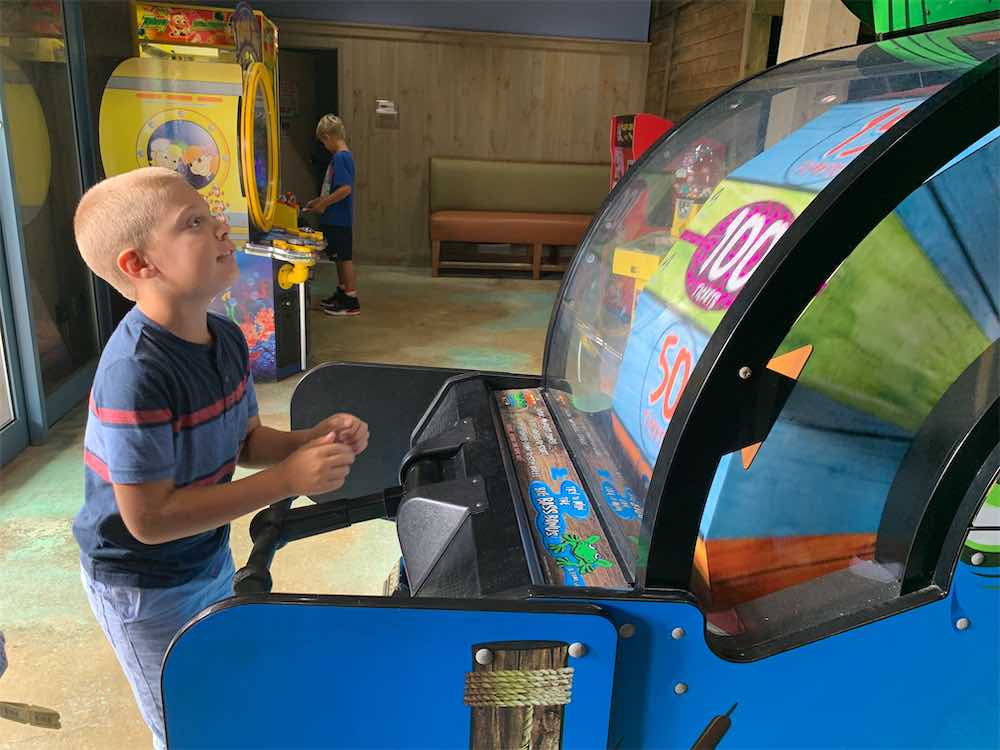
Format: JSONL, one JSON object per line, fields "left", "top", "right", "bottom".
{"left": 610, "top": 113, "right": 673, "bottom": 188}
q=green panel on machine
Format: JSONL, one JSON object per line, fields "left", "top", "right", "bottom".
{"left": 869, "top": 0, "right": 997, "bottom": 34}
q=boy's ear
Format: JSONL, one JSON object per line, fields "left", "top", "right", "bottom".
{"left": 117, "top": 248, "right": 158, "bottom": 283}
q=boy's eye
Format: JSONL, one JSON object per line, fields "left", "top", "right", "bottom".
{"left": 190, "top": 216, "right": 203, "bottom": 228}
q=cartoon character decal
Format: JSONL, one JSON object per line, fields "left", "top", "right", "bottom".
{"left": 149, "top": 138, "right": 182, "bottom": 171}
{"left": 548, "top": 534, "right": 615, "bottom": 575}
{"left": 144, "top": 120, "right": 223, "bottom": 190}
{"left": 167, "top": 12, "right": 193, "bottom": 39}
{"left": 184, "top": 144, "right": 220, "bottom": 183}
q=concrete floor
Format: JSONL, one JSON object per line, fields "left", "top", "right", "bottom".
{"left": 0, "top": 266, "right": 559, "bottom": 748}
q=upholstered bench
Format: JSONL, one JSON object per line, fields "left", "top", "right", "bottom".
{"left": 429, "top": 157, "right": 608, "bottom": 278}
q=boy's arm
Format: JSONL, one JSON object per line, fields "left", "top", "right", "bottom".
{"left": 315, "top": 185, "right": 351, "bottom": 211}
{"left": 239, "top": 414, "right": 369, "bottom": 468}
{"left": 238, "top": 416, "right": 310, "bottom": 468}
{"left": 303, "top": 185, "right": 350, "bottom": 213}
{"left": 114, "top": 433, "right": 355, "bottom": 545}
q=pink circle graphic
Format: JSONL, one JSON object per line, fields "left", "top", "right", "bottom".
{"left": 684, "top": 201, "right": 795, "bottom": 311}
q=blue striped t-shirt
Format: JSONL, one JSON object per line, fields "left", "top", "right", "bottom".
{"left": 73, "top": 306, "right": 259, "bottom": 588}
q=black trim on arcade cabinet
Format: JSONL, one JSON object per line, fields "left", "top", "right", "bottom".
{"left": 235, "top": 95, "right": 246, "bottom": 200}
{"left": 935, "top": 444, "right": 1000, "bottom": 584}
{"left": 875, "top": 341, "right": 999, "bottom": 592}
{"left": 640, "top": 54, "right": 1000, "bottom": 591}
{"left": 409, "top": 371, "right": 540, "bottom": 446}
{"left": 488, "top": 390, "right": 547, "bottom": 586}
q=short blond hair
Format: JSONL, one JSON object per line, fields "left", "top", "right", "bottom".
{"left": 316, "top": 114, "right": 345, "bottom": 141}
{"left": 74, "top": 167, "right": 187, "bottom": 301}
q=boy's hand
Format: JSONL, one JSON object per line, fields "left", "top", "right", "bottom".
{"left": 309, "top": 414, "right": 369, "bottom": 456}
{"left": 303, "top": 197, "right": 323, "bottom": 212}
{"left": 278, "top": 432, "right": 355, "bottom": 496}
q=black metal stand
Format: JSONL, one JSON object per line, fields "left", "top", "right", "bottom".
{"left": 233, "top": 486, "right": 405, "bottom": 594}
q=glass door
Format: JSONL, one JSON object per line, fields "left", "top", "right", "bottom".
{"left": 0, "top": 227, "right": 28, "bottom": 466}
{"left": 0, "top": 1, "right": 101, "bottom": 443}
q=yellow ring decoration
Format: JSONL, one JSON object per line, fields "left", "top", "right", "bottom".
{"left": 240, "top": 61, "right": 278, "bottom": 231}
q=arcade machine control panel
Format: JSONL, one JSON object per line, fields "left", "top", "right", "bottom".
{"left": 396, "top": 375, "right": 630, "bottom": 597}
{"left": 235, "top": 370, "right": 634, "bottom": 599}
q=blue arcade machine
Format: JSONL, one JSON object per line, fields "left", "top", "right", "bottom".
{"left": 162, "top": 8, "right": 999, "bottom": 749}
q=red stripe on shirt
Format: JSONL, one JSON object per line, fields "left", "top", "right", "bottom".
{"left": 173, "top": 378, "right": 247, "bottom": 431}
{"left": 189, "top": 459, "right": 236, "bottom": 487}
{"left": 89, "top": 395, "right": 172, "bottom": 426}
{"left": 84, "top": 450, "right": 111, "bottom": 482}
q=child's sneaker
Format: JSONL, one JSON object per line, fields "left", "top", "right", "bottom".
{"left": 320, "top": 287, "right": 343, "bottom": 307}
{"left": 322, "top": 288, "right": 360, "bottom": 316}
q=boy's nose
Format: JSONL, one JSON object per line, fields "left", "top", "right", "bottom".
{"left": 214, "top": 215, "right": 230, "bottom": 239}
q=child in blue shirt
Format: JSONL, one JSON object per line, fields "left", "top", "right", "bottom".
{"left": 72, "top": 167, "right": 368, "bottom": 748}
{"left": 305, "top": 114, "right": 360, "bottom": 316}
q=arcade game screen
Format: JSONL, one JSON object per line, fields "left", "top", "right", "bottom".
{"left": 542, "top": 20, "right": 999, "bottom": 623}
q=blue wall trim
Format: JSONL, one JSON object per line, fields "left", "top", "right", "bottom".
{"left": 198, "top": 0, "right": 652, "bottom": 42}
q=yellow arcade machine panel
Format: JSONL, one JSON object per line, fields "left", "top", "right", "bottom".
{"left": 1, "top": 53, "right": 51, "bottom": 223}
{"left": 100, "top": 57, "right": 259, "bottom": 242}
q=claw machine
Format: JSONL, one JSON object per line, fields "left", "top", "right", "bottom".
{"left": 98, "top": 1, "right": 322, "bottom": 380}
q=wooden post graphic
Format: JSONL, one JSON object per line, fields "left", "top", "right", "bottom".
{"left": 0, "top": 701, "right": 61, "bottom": 729}
{"left": 496, "top": 390, "right": 628, "bottom": 590}
{"left": 465, "top": 641, "right": 572, "bottom": 750}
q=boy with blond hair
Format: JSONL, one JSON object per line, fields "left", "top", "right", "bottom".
{"left": 72, "top": 167, "right": 368, "bottom": 748}
{"left": 305, "top": 114, "right": 360, "bottom": 316}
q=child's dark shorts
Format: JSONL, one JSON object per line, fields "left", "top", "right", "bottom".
{"left": 320, "top": 225, "right": 353, "bottom": 262}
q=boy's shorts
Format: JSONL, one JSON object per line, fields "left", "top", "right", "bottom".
{"left": 320, "top": 224, "right": 353, "bottom": 262}
{"left": 81, "top": 552, "right": 235, "bottom": 749}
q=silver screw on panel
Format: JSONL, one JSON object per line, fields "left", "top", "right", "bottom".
{"left": 674, "top": 682, "right": 688, "bottom": 695}
{"left": 739, "top": 367, "right": 752, "bottom": 380}
{"left": 955, "top": 618, "right": 971, "bottom": 631}
{"left": 568, "top": 642, "right": 588, "bottom": 658}
{"left": 619, "top": 623, "right": 636, "bottom": 639}
{"left": 475, "top": 648, "right": 494, "bottom": 665}
{"left": 671, "top": 627, "right": 685, "bottom": 640}
{"left": 971, "top": 552, "right": 985, "bottom": 566}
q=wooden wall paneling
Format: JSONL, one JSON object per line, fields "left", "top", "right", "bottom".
{"left": 742, "top": 0, "right": 782, "bottom": 84}
{"left": 670, "top": 28, "right": 744, "bottom": 67}
{"left": 278, "top": 20, "right": 647, "bottom": 266}
{"left": 541, "top": 51, "right": 566, "bottom": 159}
{"left": 397, "top": 40, "right": 428, "bottom": 267}
{"left": 387, "top": 42, "right": 403, "bottom": 262}
{"left": 665, "top": 0, "right": 748, "bottom": 122}
{"left": 600, "top": 53, "right": 624, "bottom": 153}
{"left": 525, "top": 49, "right": 547, "bottom": 162}
{"left": 490, "top": 46, "right": 513, "bottom": 157}
{"left": 674, "top": 0, "right": 745, "bottom": 42}
{"left": 463, "top": 44, "right": 492, "bottom": 157}
{"left": 742, "top": 11, "right": 774, "bottom": 77}
{"left": 350, "top": 39, "right": 371, "bottom": 262}
{"left": 776, "top": 0, "right": 858, "bottom": 63}
{"left": 571, "top": 54, "right": 601, "bottom": 160}
{"left": 657, "top": 12, "right": 678, "bottom": 118}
